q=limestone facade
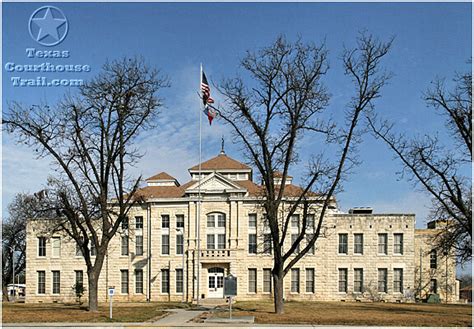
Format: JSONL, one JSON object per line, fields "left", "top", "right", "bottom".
{"left": 25, "top": 153, "right": 459, "bottom": 303}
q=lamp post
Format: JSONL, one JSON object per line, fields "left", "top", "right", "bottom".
{"left": 176, "top": 227, "right": 185, "bottom": 303}
{"left": 444, "top": 250, "right": 449, "bottom": 304}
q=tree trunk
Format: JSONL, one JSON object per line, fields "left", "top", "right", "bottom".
{"left": 273, "top": 272, "right": 285, "bottom": 314}
{"left": 3, "top": 285, "right": 10, "bottom": 301}
{"left": 87, "top": 269, "right": 100, "bottom": 312}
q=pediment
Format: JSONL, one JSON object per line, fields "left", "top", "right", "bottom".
{"left": 185, "top": 172, "right": 246, "bottom": 194}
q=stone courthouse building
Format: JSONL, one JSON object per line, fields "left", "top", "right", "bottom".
{"left": 25, "top": 151, "right": 459, "bottom": 303}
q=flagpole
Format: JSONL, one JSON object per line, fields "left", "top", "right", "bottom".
{"left": 196, "top": 63, "right": 203, "bottom": 306}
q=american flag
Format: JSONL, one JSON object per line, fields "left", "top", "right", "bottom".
{"left": 201, "top": 71, "right": 215, "bottom": 106}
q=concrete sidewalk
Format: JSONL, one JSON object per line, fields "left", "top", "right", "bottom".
{"left": 151, "top": 308, "right": 205, "bottom": 325}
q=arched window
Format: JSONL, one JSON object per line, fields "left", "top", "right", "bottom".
{"left": 206, "top": 213, "right": 226, "bottom": 249}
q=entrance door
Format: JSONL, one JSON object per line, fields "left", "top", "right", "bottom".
{"left": 208, "top": 267, "right": 224, "bottom": 298}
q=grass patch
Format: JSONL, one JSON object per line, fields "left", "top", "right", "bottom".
{"left": 214, "top": 300, "right": 472, "bottom": 327}
{"left": 2, "top": 301, "right": 189, "bottom": 323}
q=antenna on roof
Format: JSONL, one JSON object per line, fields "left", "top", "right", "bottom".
{"left": 220, "top": 135, "right": 225, "bottom": 155}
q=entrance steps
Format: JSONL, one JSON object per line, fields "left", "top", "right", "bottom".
{"left": 197, "top": 298, "right": 233, "bottom": 307}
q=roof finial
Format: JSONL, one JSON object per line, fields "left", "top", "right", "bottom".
{"left": 220, "top": 135, "right": 225, "bottom": 155}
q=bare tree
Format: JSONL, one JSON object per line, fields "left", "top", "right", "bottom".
{"left": 367, "top": 67, "right": 472, "bottom": 264}
{"left": 3, "top": 57, "right": 168, "bottom": 311}
{"left": 2, "top": 193, "right": 45, "bottom": 300}
{"left": 215, "top": 34, "right": 392, "bottom": 314}
{"left": 458, "top": 273, "right": 472, "bottom": 289}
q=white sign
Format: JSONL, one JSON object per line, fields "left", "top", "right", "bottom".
{"left": 108, "top": 287, "right": 115, "bottom": 296}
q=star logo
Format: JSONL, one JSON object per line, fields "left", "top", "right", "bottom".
{"left": 28, "top": 6, "right": 68, "bottom": 47}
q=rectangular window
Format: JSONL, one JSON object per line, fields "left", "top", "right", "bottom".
{"left": 136, "top": 235, "right": 144, "bottom": 256}
{"left": 338, "top": 234, "right": 348, "bottom": 254}
{"left": 38, "top": 237, "right": 46, "bottom": 257}
{"left": 52, "top": 271, "right": 60, "bottom": 294}
{"left": 121, "top": 236, "right": 129, "bottom": 256}
{"left": 354, "top": 268, "right": 364, "bottom": 293}
{"left": 248, "top": 269, "right": 257, "bottom": 293}
{"left": 162, "top": 269, "right": 170, "bottom": 293}
{"left": 305, "top": 214, "right": 315, "bottom": 232}
{"left": 75, "top": 242, "right": 83, "bottom": 257}
{"left": 51, "top": 237, "right": 61, "bottom": 257}
{"left": 248, "top": 234, "right": 257, "bottom": 254}
{"left": 37, "top": 271, "right": 45, "bottom": 294}
{"left": 291, "top": 234, "right": 300, "bottom": 253}
{"left": 90, "top": 239, "right": 97, "bottom": 256}
{"left": 207, "top": 215, "right": 215, "bottom": 228}
{"left": 122, "top": 217, "right": 129, "bottom": 230}
{"left": 354, "top": 234, "right": 363, "bottom": 254}
{"left": 248, "top": 214, "right": 257, "bottom": 228}
{"left": 207, "top": 234, "right": 215, "bottom": 249}
{"left": 176, "top": 215, "right": 184, "bottom": 228}
{"left": 121, "top": 269, "right": 129, "bottom": 294}
{"left": 217, "top": 214, "right": 226, "bottom": 227}
{"left": 135, "top": 216, "right": 143, "bottom": 229}
{"left": 430, "top": 279, "right": 437, "bottom": 293}
{"left": 217, "top": 234, "right": 226, "bottom": 249}
{"left": 263, "top": 234, "right": 272, "bottom": 254}
{"left": 135, "top": 269, "right": 143, "bottom": 294}
{"left": 176, "top": 234, "right": 184, "bottom": 255}
{"left": 378, "top": 268, "right": 388, "bottom": 293}
{"left": 291, "top": 268, "right": 300, "bottom": 293}
{"left": 161, "top": 235, "right": 169, "bottom": 255}
{"left": 378, "top": 233, "right": 388, "bottom": 255}
{"left": 394, "top": 233, "right": 403, "bottom": 254}
{"left": 306, "top": 268, "right": 315, "bottom": 293}
{"left": 75, "top": 270, "right": 83, "bottom": 288}
{"left": 176, "top": 269, "right": 184, "bottom": 293}
{"left": 306, "top": 234, "right": 315, "bottom": 255}
{"left": 338, "top": 268, "right": 348, "bottom": 293}
{"left": 161, "top": 215, "right": 170, "bottom": 228}
{"left": 263, "top": 269, "right": 272, "bottom": 293}
{"left": 291, "top": 215, "right": 300, "bottom": 229}
{"left": 430, "top": 249, "right": 437, "bottom": 269}
{"left": 394, "top": 268, "right": 403, "bottom": 293}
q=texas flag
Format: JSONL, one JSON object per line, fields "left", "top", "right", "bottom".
{"left": 201, "top": 70, "right": 217, "bottom": 125}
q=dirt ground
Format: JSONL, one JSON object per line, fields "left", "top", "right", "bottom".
{"left": 2, "top": 301, "right": 188, "bottom": 323}
{"left": 214, "top": 300, "right": 473, "bottom": 327}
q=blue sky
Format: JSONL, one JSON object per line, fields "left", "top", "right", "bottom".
{"left": 2, "top": 2, "right": 471, "bottom": 257}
